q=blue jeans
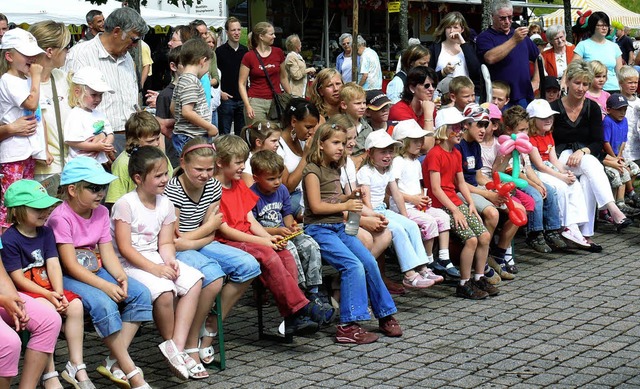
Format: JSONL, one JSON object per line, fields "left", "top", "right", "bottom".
{"left": 376, "top": 206, "right": 428, "bottom": 272}
{"left": 196, "top": 241, "right": 261, "bottom": 283}
{"left": 520, "top": 182, "right": 561, "bottom": 232}
{"left": 211, "top": 109, "right": 218, "bottom": 128}
{"left": 176, "top": 249, "right": 226, "bottom": 287}
{"left": 218, "top": 99, "right": 245, "bottom": 136}
{"left": 63, "top": 268, "right": 153, "bottom": 338}
{"left": 172, "top": 133, "right": 191, "bottom": 156}
{"left": 305, "top": 223, "right": 397, "bottom": 323}
{"left": 289, "top": 189, "right": 303, "bottom": 218}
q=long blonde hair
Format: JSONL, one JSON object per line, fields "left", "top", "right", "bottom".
{"left": 310, "top": 68, "right": 343, "bottom": 118}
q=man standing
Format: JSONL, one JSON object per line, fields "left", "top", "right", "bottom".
{"left": 357, "top": 35, "right": 382, "bottom": 90}
{"left": 84, "top": 10, "right": 104, "bottom": 41}
{"left": 476, "top": 0, "right": 540, "bottom": 108}
{"left": 616, "top": 25, "right": 635, "bottom": 66}
{"left": 65, "top": 7, "right": 149, "bottom": 153}
{"left": 216, "top": 17, "right": 248, "bottom": 135}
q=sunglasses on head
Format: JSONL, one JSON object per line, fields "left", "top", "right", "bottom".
{"left": 86, "top": 183, "right": 108, "bottom": 193}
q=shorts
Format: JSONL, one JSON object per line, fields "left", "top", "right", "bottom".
{"left": 443, "top": 203, "right": 488, "bottom": 242}
{"left": 23, "top": 289, "right": 80, "bottom": 302}
{"left": 605, "top": 160, "right": 640, "bottom": 188}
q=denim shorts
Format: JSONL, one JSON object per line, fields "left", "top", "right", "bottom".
{"left": 176, "top": 249, "right": 226, "bottom": 287}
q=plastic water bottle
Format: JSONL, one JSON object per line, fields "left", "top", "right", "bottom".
{"left": 345, "top": 191, "right": 361, "bottom": 236}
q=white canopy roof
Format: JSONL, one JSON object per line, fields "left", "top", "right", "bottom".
{"left": 535, "top": 0, "right": 640, "bottom": 29}
{"left": 2, "top": 0, "right": 225, "bottom": 28}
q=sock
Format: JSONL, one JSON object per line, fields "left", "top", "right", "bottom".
{"left": 426, "top": 254, "right": 434, "bottom": 264}
{"left": 460, "top": 278, "right": 469, "bottom": 286}
{"left": 474, "top": 273, "right": 483, "bottom": 281}
{"left": 505, "top": 246, "right": 514, "bottom": 265}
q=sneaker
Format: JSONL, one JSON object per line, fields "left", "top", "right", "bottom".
{"left": 525, "top": 234, "right": 552, "bottom": 253}
{"left": 473, "top": 277, "right": 500, "bottom": 296}
{"left": 484, "top": 264, "right": 501, "bottom": 285}
{"left": 284, "top": 315, "right": 319, "bottom": 336}
{"left": 487, "top": 256, "right": 515, "bottom": 280}
{"left": 544, "top": 230, "right": 568, "bottom": 251}
{"left": 335, "top": 324, "right": 379, "bottom": 344}
{"left": 378, "top": 316, "right": 403, "bottom": 337}
{"left": 430, "top": 259, "right": 461, "bottom": 279}
{"left": 625, "top": 191, "right": 640, "bottom": 208}
{"left": 456, "top": 281, "right": 488, "bottom": 300}
{"left": 560, "top": 227, "right": 590, "bottom": 248}
{"left": 617, "top": 202, "right": 640, "bottom": 218}
{"left": 307, "top": 293, "right": 337, "bottom": 326}
{"left": 298, "top": 300, "right": 325, "bottom": 324}
{"left": 419, "top": 268, "right": 444, "bottom": 284}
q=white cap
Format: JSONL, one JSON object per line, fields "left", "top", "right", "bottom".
{"left": 71, "top": 67, "right": 115, "bottom": 94}
{"left": 365, "top": 129, "right": 401, "bottom": 150}
{"left": 526, "top": 99, "right": 558, "bottom": 119}
{"left": 0, "top": 28, "right": 44, "bottom": 57}
{"left": 435, "top": 107, "right": 471, "bottom": 129}
{"left": 392, "top": 119, "right": 428, "bottom": 140}
{"left": 530, "top": 33, "right": 543, "bottom": 41}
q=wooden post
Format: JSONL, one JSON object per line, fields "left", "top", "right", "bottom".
{"left": 352, "top": 0, "right": 359, "bottom": 83}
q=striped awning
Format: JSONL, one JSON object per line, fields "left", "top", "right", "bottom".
{"left": 534, "top": 0, "right": 640, "bottom": 29}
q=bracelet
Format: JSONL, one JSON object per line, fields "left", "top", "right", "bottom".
{"left": 424, "top": 119, "right": 434, "bottom": 122}
{"left": 580, "top": 149, "right": 587, "bottom": 155}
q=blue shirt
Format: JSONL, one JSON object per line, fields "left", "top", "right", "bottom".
{"left": 574, "top": 39, "right": 622, "bottom": 92}
{"left": 455, "top": 138, "right": 482, "bottom": 186}
{"left": 476, "top": 27, "right": 539, "bottom": 101}
{"left": 250, "top": 183, "right": 293, "bottom": 228}
{"left": 602, "top": 115, "right": 628, "bottom": 155}
{"left": 0, "top": 225, "right": 58, "bottom": 273}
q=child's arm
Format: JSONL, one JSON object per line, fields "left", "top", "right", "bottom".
{"left": 181, "top": 102, "right": 218, "bottom": 137}
{"left": 248, "top": 211, "right": 284, "bottom": 242}
{"left": 8, "top": 267, "right": 62, "bottom": 310}
{"left": 360, "top": 184, "right": 373, "bottom": 209}
{"left": 45, "top": 256, "right": 69, "bottom": 311}
{"left": 304, "top": 173, "right": 361, "bottom": 215}
{"left": 0, "top": 261, "right": 28, "bottom": 331}
{"left": 618, "top": 142, "right": 626, "bottom": 159}
{"left": 523, "top": 168, "right": 547, "bottom": 198}
{"left": 174, "top": 203, "right": 222, "bottom": 241}
{"left": 603, "top": 141, "right": 617, "bottom": 158}
{"left": 456, "top": 171, "right": 483, "bottom": 223}
{"left": 158, "top": 222, "right": 180, "bottom": 279}
{"left": 388, "top": 181, "right": 409, "bottom": 216}
{"left": 529, "top": 147, "right": 575, "bottom": 184}
{"left": 65, "top": 139, "right": 114, "bottom": 153}
{"left": 218, "top": 222, "right": 276, "bottom": 248}
{"left": 20, "top": 63, "right": 43, "bottom": 111}
{"left": 430, "top": 170, "right": 469, "bottom": 229}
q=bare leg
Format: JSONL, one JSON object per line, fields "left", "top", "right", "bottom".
{"left": 0, "top": 377, "right": 10, "bottom": 389}
{"left": 459, "top": 237, "right": 478, "bottom": 280}
{"left": 103, "top": 331, "right": 147, "bottom": 388}
{"left": 153, "top": 292, "right": 176, "bottom": 341}
{"left": 474, "top": 232, "right": 492, "bottom": 275}
{"left": 172, "top": 281, "right": 201, "bottom": 350}
{"left": 219, "top": 280, "right": 252, "bottom": 320}
{"left": 65, "top": 299, "right": 89, "bottom": 382}
{"left": 18, "top": 349, "right": 49, "bottom": 389}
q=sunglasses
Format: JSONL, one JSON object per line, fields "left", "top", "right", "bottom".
{"left": 498, "top": 15, "right": 513, "bottom": 21}
{"left": 130, "top": 35, "right": 143, "bottom": 44}
{"left": 450, "top": 124, "right": 464, "bottom": 133}
{"left": 86, "top": 183, "right": 108, "bottom": 193}
{"left": 422, "top": 82, "right": 435, "bottom": 89}
{"left": 476, "top": 121, "right": 489, "bottom": 128}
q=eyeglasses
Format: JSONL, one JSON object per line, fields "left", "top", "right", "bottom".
{"left": 498, "top": 15, "right": 513, "bottom": 21}
{"left": 129, "top": 35, "right": 143, "bottom": 44}
{"left": 596, "top": 23, "right": 609, "bottom": 28}
{"left": 342, "top": 41, "right": 351, "bottom": 47}
{"left": 422, "top": 82, "right": 435, "bottom": 89}
{"left": 86, "top": 183, "right": 108, "bottom": 193}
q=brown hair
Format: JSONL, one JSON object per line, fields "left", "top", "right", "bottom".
{"left": 306, "top": 122, "right": 347, "bottom": 168}
{"left": 214, "top": 135, "right": 250, "bottom": 165}
{"left": 502, "top": 105, "right": 529, "bottom": 132}
{"left": 125, "top": 111, "right": 161, "bottom": 153}
{"left": 250, "top": 150, "right": 285, "bottom": 176}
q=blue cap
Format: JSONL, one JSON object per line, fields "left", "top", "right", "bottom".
{"left": 607, "top": 93, "right": 628, "bottom": 110}
{"left": 60, "top": 157, "right": 117, "bottom": 185}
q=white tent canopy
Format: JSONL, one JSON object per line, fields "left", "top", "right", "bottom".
{"left": 2, "top": 0, "right": 225, "bottom": 28}
{"left": 536, "top": 0, "right": 640, "bottom": 29}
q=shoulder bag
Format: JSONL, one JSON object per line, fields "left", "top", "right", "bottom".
{"left": 254, "top": 49, "right": 292, "bottom": 121}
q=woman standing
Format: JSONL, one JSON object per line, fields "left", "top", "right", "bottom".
{"left": 30, "top": 21, "right": 72, "bottom": 194}
{"left": 386, "top": 44, "right": 431, "bottom": 104}
{"left": 572, "top": 12, "right": 623, "bottom": 93}
{"left": 284, "top": 34, "right": 316, "bottom": 98}
{"left": 309, "top": 68, "right": 344, "bottom": 121}
{"left": 239, "top": 22, "right": 291, "bottom": 124}
{"left": 551, "top": 60, "right": 631, "bottom": 250}
{"left": 541, "top": 25, "right": 574, "bottom": 90}
{"left": 428, "top": 12, "right": 482, "bottom": 100}
{"left": 335, "top": 33, "right": 359, "bottom": 83}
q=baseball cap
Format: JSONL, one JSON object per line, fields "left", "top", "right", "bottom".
{"left": 463, "top": 103, "right": 490, "bottom": 122}
{"left": 392, "top": 119, "right": 428, "bottom": 140}
{"left": 0, "top": 28, "right": 45, "bottom": 57}
{"left": 484, "top": 103, "right": 502, "bottom": 120}
{"left": 60, "top": 157, "right": 117, "bottom": 186}
{"left": 71, "top": 67, "right": 115, "bottom": 94}
{"left": 4, "top": 180, "right": 61, "bottom": 209}
{"left": 607, "top": 93, "right": 629, "bottom": 109}
{"left": 435, "top": 107, "right": 471, "bottom": 129}
{"left": 542, "top": 76, "right": 560, "bottom": 91}
{"left": 366, "top": 89, "right": 391, "bottom": 111}
{"left": 365, "top": 129, "right": 401, "bottom": 150}
{"left": 526, "top": 99, "right": 559, "bottom": 119}
{"left": 437, "top": 76, "right": 452, "bottom": 95}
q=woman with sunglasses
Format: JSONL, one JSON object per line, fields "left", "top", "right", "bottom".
{"left": 572, "top": 12, "right": 623, "bottom": 93}
{"left": 389, "top": 66, "right": 438, "bottom": 152}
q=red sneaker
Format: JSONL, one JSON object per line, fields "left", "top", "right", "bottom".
{"left": 335, "top": 324, "right": 379, "bottom": 344}
{"left": 379, "top": 316, "right": 403, "bottom": 337}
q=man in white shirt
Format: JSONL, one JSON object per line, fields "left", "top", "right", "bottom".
{"left": 357, "top": 35, "right": 383, "bottom": 91}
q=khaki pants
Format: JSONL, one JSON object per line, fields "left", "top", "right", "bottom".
{"left": 246, "top": 97, "right": 272, "bottom": 125}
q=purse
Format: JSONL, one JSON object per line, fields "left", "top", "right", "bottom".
{"left": 254, "top": 49, "right": 292, "bottom": 120}
{"left": 75, "top": 248, "right": 102, "bottom": 273}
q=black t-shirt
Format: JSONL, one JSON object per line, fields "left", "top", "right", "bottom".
{"left": 156, "top": 84, "right": 175, "bottom": 119}
{"left": 617, "top": 35, "right": 635, "bottom": 65}
{"left": 216, "top": 43, "right": 249, "bottom": 101}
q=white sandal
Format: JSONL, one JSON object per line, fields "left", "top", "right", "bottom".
{"left": 40, "top": 370, "right": 63, "bottom": 389}
{"left": 198, "top": 320, "right": 217, "bottom": 365}
{"left": 126, "top": 367, "right": 152, "bottom": 389}
{"left": 61, "top": 362, "right": 96, "bottom": 389}
{"left": 158, "top": 339, "right": 189, "bottom": 380}
{"left": 180, "top": 351, "right": 209, "bottom": 380}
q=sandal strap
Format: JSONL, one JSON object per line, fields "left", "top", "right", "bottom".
{"left": 126, "top": 367, "right": 141, "bottom": 380}
{"left": 183, "top": 348, "right": 200, "bottom": 354}
{"left": 42, "top": 370, "right": 59, "bottom": 381}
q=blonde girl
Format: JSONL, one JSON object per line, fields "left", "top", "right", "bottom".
{"left": 45, "top": 157, "right": 153, "bottom": 389}
{"left": 241, "top": 120, "right": 282, "bottom": 185}
{"left": 357, "top": 130, "right": 436, "bottom": 288}
{"left": 111, "top": 146, "right": 206, "bottom": 380}
{"left": 303, "top": 122, "right": 400, "bottom": 344}
{"left": 64, "top": 67, "right": 115, "bottom": 164}
{"left": 423, "top": 107, "right": 497, "bottom": 300}
{"left": 390, "top": 119, "right": 455, "bottom": 279}
{"left": 0, "top": 28, "right": 48, "bottom": 229}
{"left": 1, "top": 180, "right": 90, "bottom": 389}
{"left": 585, "top": 60, "right": 609, "bottom": 118}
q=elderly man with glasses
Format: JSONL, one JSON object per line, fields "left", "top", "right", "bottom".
{"left": 65, "top": 7, "right": 149, "bottom": 154}
{"left": 476, "top": 0, "right": 540, "bottom": 108}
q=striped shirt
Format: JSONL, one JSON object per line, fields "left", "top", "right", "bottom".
{"left": 64, "top": 35, "right": 138, "bottom": 133}
{"left": 164, "top": 175, "right": 221, "bottom": 232}
{"left": 173, "top": 73, "right": 211, "bottom": 138}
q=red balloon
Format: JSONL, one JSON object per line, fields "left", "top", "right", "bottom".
{"left": 486, "top": 172, "right": 528, "bottom": 227}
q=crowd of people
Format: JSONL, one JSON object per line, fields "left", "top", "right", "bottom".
{"left": 1, "top": 0, "right": 640, "bottom": 387}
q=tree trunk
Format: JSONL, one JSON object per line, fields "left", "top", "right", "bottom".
{"left": 399, "top": 0, "right": 408, "bottom": 50}
{"left": 481, "top": 0, "right": 494, "bottom": 31}
{"left": 563, "top": 0, "right": 572, "bottom": 43}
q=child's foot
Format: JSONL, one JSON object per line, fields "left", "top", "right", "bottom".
{"left": 384, "top": 279, "right": 407, "bottom": 295}
{"left": 616, "top": 200, "right": 640, "bottom": 218}
{"left": 41, "top": 371, "right": 63, "bottom": 389}
{"left": 297, "top": 299, "right": 325, "bottom": 324}
{"left": 61, "top": 362, "right": 95, "bottom": 389}
{"left": 456, "top": 281, "right": 488, "bottom": 300}
{"left": 484, "top": 264, "right": 501, "bottom": 285}
{"left": 335, "top": 323, "right": 379, "bottom": 344}
{"left": 487, "top": 256, "right": 515, "bottom": 281}
{"left": 418, "top": 268, "right": 444, "bottom": 284}
{"left": 430, "top": 259, "right": 461, "bottom": 279}
{"left": 378, "top": 316, "right": 402, "bottom": 337}
{"left": 625, "top": 191, "right": 640, "bottom": 208}
{"left": 525, "top": 233, "right": 552, "bottom": 253}
{"left": 544, "top": 230, "right": 568, "bottom": 251}
{"left": 197, "top": 315, "right": 218, "bottom": 365}
{"left": 307, "top": 292, "right": 338, "bottom": 326}
{"left": 284, "top": 314, "right": 320, "bottom": 335}
{"left": 474, "top": 277, "right": 500, "bottom": 296}
{"left": 402, "top": 272, "right": 434, "bottom": 289}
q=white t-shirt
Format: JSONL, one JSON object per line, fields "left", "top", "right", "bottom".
{"left": 63, "top": 107, "right": 114, "bottom": 163}
{"left": 359, "top": 47, "right": 383, "bottom": 90}
{"left": 356, "top": 164, "right": 394, "bottom": 209}
{"left": 340, "top": 157, "right": 356, "bottom": 190}
{"left": 480, "top": 137, "right": 500, "bottom": 179}
{"left": 341, "top": 57, "right": 353, "bottom": 83}
{"left": 0, "top": 73, "right": 46, "bottom": 163}
{"left": 111, "top": 192, "right": 176, "bottom": 266}
{"left": 435, "top": 50, "right": 469, "bottom": 78}
{"left": 277, "top": 139, "right": 304, "bottom": 193}
{"left": 244, "top": 151, "right": 254, "bottom": 176}
{"left": 390, "top": 156, "right": 421, "bottom": 212}
{"left": 623, "top": 96, "right": 640, "bottom": 161}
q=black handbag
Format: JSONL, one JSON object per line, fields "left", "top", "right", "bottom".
{"left": 254, "top": 49, "right": 292, "bottom": 120}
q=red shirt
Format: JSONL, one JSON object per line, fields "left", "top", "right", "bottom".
{"left": 241, "top": 47, "right": 286, "bottom": 100}
{"left": 529, "top": 132, "right": 554, "bottom": 162}
{"left": 217, "top": 179, "right": 259, "bottom": 243}
{"left": 423, "top": 144, "right": 463, "bottom": 208}
{"left": 389, "top": 100, "right": 424, "bottom": 127}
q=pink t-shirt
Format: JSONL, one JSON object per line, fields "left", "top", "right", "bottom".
{"left": 586, "top": 90, "right": 610, "bottom": 119}
{"left": 46, "top": 201, "right": 111, "bottom": 250}
{"left": 241, "top": 48, "right": 286, "bottom": 100}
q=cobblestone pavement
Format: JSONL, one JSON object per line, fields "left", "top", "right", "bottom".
{"left": 15, "top": 224, "right": 640, "bottom": 388}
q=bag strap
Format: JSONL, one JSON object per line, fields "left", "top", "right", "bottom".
{"left": 50, "top": 74, "right": 65, "bottom": 169}
{"left": 254, "top": 49, "right": 279, "bottom": 98}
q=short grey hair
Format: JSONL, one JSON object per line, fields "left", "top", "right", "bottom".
{"left": 545, "top": 24, "right": 565, "bottom": 42}
{"left": 285, "top": 34, "right": 299, "bottom": 52}
{"left": 104, "top": 7, "right": 149, "bottom": 35}
{"left": 339, "top": 33, "right": 352, "bottom": 45}
{"left": 85, "top": 10, "right": 102, "bottom": 24}
{"left": 357, "top": 35, "right": 366, "bottom": 47}
{"left": 492, "top": 0, "right": 513, "bottom": 15}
